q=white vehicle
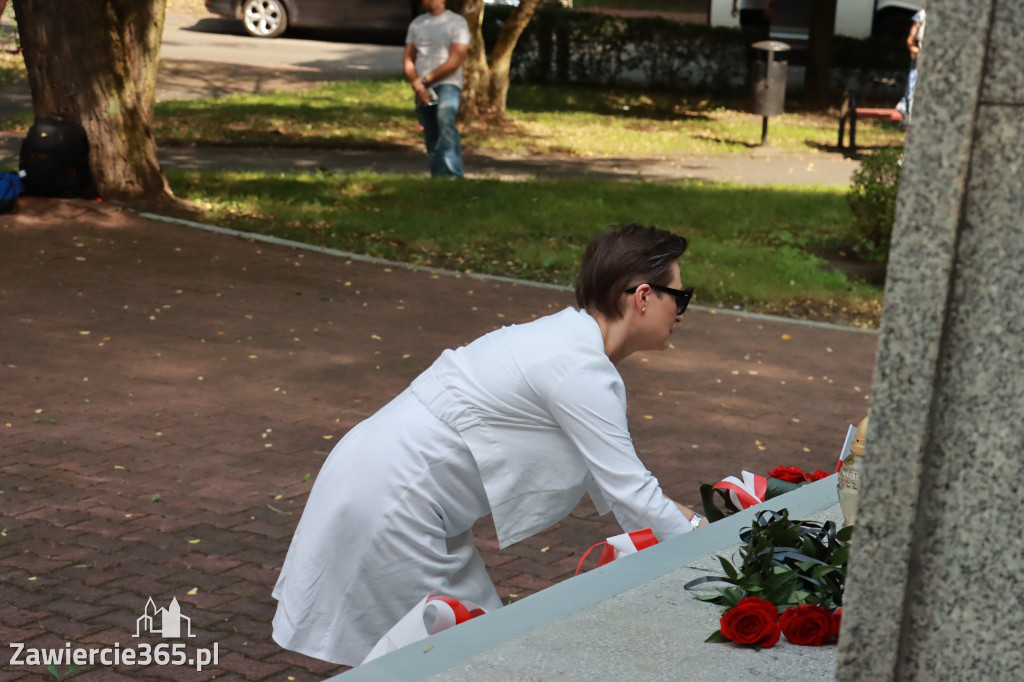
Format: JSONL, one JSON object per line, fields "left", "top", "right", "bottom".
{"left": 710, "top": 0, "right": 924, "bottom": 41}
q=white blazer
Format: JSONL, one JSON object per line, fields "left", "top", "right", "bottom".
{"left": 411, "top": 307, "right": 691, "bottom": 548}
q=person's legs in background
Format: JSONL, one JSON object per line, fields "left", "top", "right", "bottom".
{"left": 416, "top": 100, "right": 440, "bottom": 166}
{"left": 896, "top": 60, "right": 917, "bottom": 126}
{"left": 430, "top": 84, "right": 464, "bottom": 178}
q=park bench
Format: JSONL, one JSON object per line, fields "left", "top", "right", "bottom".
{"left": 837, "top": 91, "right": 903, "bottom": 154}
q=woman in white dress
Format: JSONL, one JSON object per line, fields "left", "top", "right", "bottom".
{"left": 272, "top": 224, "right": 708, "bottom": 666}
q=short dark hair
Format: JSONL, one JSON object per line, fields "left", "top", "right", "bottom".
{"left": 574, "top": 224, "right": 688, "bottom": 320}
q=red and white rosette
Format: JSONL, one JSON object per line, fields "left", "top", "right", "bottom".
{"left": 713, "top": 470, "right": 768, "bottom": 509}
{"left": 575, "top": 528, "right": 658, "bottom": 576}
{"left": 361, "top": 591, "right": 487, "bottom": 664}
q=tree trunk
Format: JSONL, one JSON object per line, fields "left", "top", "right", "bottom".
{"left": 804, "top": 0, "right": 837, "bottom": 110}
{"left": 460, "top": 0, "right": 543, "bottom": 122}
{"left": 12, "top": 0, "right": 172, "bottom": 201}
{"left": 460, "top": 0, "right": 490, "bottom": 120}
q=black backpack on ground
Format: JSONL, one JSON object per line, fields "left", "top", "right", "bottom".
{"left": 20, "top": 117, "right": 98, "bottom": 199}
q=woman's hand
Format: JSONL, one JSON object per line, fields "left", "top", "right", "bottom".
{"left": 669, "top": 498, "right": 709, "bottom": 527}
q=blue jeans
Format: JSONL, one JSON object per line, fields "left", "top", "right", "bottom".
{"left": 897, "top": 59, "right": 918, "bottom": 121}
{"left": 415, "top": 84, "right": 464, "bottom": 178}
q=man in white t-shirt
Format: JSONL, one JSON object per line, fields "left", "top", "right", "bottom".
{"left": 403, "top": 0, "right": 471, "bottom": 178}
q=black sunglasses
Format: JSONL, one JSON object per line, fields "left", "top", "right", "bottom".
{"left": 624, "top": 283, "right": 694, "bottom": 316}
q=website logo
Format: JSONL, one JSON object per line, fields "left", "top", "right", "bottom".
{"left": 9, "top": 596, "right": 217, "bottom": 673}
{"left": 134, "top": 597, "right": 196, "bottom": 638}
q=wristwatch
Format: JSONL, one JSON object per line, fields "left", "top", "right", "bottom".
{"left": 420, "top": 76, "right": 431, "bottom": 87}
{"left": 690, "top": 513, "right": 705, "bottom": 529}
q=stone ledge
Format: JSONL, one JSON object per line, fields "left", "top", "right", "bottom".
{"left": 339, "top": 476, "right": 842, "bottom": 681}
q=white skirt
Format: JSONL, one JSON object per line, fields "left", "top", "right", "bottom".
{"left": 271, "top": 389, "right": 501, "bottom": 666}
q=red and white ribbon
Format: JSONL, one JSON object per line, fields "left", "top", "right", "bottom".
{"left": 423, "top": 593, "right": 486, "bottom": 633}
{"left": 575, "top": 528, "right": 658, "bottom": 576}
{"left": 713, "top": 470, "right": 768, "bottom": 509}
{"left": 361, "top": 591, "right": 487, "bottom": 664}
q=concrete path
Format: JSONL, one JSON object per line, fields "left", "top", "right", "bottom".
{"left": 1, "top": 197, "right": 877, "bottom": 680}
{"left": 151, "top": 145, "right": 859, "bottom": 185}
{"left": 0, "top": 130, "right": 857, "bottom": 186}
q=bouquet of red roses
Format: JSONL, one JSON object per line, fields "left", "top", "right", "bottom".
{"left": 699, "top": 465, "right": 833, "bottom": 522}
{"left": 715, "top": 597, "right": 842, "bottom": 649}
{"left": 686, "top": 509, "right": 851, "bottom": 649}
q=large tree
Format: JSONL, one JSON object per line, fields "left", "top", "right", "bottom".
{"left": 12, "top": 0, "right": 172, "bottom": 201}
{"left": 459, "top": 0, "right": 544, "bottom": 122}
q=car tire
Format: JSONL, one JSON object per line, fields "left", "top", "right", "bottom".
{"left": 242, "top": 0, "right": 288, "bottom": 38}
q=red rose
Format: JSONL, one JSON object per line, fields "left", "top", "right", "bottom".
{"left": 768, "top": 465, "right": 806, "bottom": 484}
{"left": 804, "top": 469, "right": 831, "bottom": 482}
{"left": 720, "top": 597, "right": 781, "bottom": 648}
{"left": 780, "top": 605, "right": 837, "bottom": 646}
{"left": 830, "top": 608, "right": 842, "bottom": 641}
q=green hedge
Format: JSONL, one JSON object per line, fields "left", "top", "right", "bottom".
{"left": 483, "top": 7, "right": 912, "bottom": 94}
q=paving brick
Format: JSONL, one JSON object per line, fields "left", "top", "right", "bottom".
{"left": 217, "top": 580, "right": 276, "bottom": 602}
{"left": 67, "top": 669, "right": 138, "bottom": 681}
{"left": 507, "top": 557, "right": 578, "bottom": 581}
{"left": 262, "top": 649, "right": 347, "bottom": 677}
{"left": 0, "top": 623, "right": 46, "bottom": 649}
{"left": 208, "top": 652, "right": 287, "bottom": 680}
{"left": 0, "top": 583, "right": 58, "bottom": 611}
{"left": 212, "top": 633, "right": 281, "bottom": 661}
{"left": 29, "top": 615, "right": 110, "bottom": 642}
{"left": 41, "top": 598, "right": 116, "bottom": 623}
{"left": 268, "top": 668, "right": 337, "bottom": 682}
{"left": 203, "top": 614, "right": 272, "bottom": 642}
{"left": 78, "top": 627, "right": 136, "bottom": 648}
{"left": 0, "top": 671, "right": 36, "bottom": 682}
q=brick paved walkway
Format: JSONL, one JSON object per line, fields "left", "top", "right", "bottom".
{"left": 1, "top": 198, "right": 877, "bottom": 680}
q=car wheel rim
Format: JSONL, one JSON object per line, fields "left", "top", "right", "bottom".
{"left": 244, "top": 0, "right": 282, "bottom": 36}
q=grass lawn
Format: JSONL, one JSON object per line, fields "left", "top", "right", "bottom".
{"left": 148, "top": 79, "right": 904, "bottom": 157}
{"left": 166, "top": 170, "right": 884, "bottom": 328}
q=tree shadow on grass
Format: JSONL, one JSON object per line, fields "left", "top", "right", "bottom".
{"left": 507, "top": 84, "right": 718, "bottom": 123}
{"left": 805, "top": 139, "right": 903, "bottom": 160}
{"left": 690, "top": 133, "right": 761, "bottom": 149}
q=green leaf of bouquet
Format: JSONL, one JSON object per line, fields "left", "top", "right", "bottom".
{"left": 718, "top": 488, "right": 741, "bottom": 513}
{"left": 706, "top": 631, "right": 731, "bottom": 644}
{"left": 836, "top": 525, "right": 855, "bottom": 543}
{"left": 721, "top": 586, "right": 747, "bottom": 605}
{"left": 717, "top": 555, "right": 740, "bottom": 580}
{"left": 765, "top": 478, "right": 803, "bottom": 499}
{"left": 700, "top": 484, "right": 728, "bottom": 522}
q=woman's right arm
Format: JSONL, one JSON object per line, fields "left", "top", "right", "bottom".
{"left": 670, "top": 497, "right": 709, "bottom": 527}
{"left": 545, "top": 368, "right": 696, "bottom": 540}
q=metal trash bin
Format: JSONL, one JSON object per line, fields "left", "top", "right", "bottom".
{"left": 750, "top": 40, "right": 791, "bottom": 145}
